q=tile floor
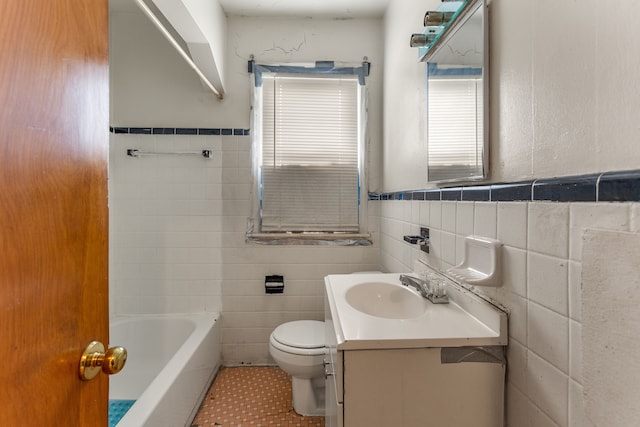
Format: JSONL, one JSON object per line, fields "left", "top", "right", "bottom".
{"left": 192, "top": 366, "right": 325, "bottom": 427}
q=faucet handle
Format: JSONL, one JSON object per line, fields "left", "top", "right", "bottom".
{"left": 430, "top": 278, "right": 446, "bottom": 297}
{"left": 427, "top": 277, "right": 449, "bottom": 304}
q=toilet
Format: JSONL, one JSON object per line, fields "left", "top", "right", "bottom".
{"left": 269, "top": 320, "right": 325, "bottom": 416}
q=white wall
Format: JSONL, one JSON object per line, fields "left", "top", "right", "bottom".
{"left": 109, "top": 11, "right": 226, "bottom": 127}
{"left": 383, "top": 0, "right": 640, "bottom": 191}
{"left": 185, "top": 0, "right": 228, "bottom": 91}
{"left": 379, "top": 0, "right": 640, "bottom": 426}
{"left": 151, "top": 0, "right": 228, "bottom": 93}
{"left": 109, "top": 9, "right": 383, "bottom": 364}
{"left": 382, "top": 0, "right": 439, "bottom": 191}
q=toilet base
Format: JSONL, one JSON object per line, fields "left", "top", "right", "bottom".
{"left": 291, "top": 376, "right": 325, "bottom": 417}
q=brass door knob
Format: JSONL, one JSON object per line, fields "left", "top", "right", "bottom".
{"left": 79, "top": 341, "right": 127, "bottom": 381}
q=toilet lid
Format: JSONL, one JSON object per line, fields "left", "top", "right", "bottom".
{"left": 272, "top": 320, "right": 324, "bottom": 349}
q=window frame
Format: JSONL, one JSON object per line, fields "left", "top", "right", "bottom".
{"left": 247, "top": 61, "right": 371, "bottom": 244}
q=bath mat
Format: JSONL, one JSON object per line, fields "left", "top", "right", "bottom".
{"left": 582, "top": 229, "right": 640, "bottom": 426}
{"left": 109, "top": 399, "right": 135, "bottom": 427}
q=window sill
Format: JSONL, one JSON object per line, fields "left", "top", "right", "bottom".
{"left": 246, "top": 232, "right": 372, "bottom": 246}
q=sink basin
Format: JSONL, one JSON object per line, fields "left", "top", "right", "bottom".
{"left": 344, "top": 282, "right": 427, "bottom": 319}
{"left": 325, "top": 273, "right": 508, "bottom": 350}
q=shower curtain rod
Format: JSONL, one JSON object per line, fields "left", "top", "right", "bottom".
{"left": 133, "top": 0, "right": 223, "bottom": 99}
{"left": 126, "top": 149, "right": 213, "bottom": 159}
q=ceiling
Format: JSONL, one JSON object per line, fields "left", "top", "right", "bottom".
{"left": 217, "top": 0, "right": 389, "bottom": 18}
{"left": 110, "top": 0, "right": 390, "bottom": 18}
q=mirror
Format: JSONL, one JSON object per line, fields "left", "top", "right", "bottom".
{"left": 424, "top": 0, "right": 487, "bottom": 183}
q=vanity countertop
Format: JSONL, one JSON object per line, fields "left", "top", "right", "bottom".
{"left": 325, "top": 273, "right": 507, "bottom": 350}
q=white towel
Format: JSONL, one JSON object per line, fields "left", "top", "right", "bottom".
{"left": 582, "top": 229, "right": 640, "bottom": 426}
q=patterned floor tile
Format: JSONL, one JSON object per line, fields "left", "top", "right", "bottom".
{"left": 193, "top": 366, "right": 325, "bottom": 427}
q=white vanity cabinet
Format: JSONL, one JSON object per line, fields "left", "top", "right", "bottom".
{"left": 324, "top": 273, "right": 508, "bottom": 427}
{"left": 324, "top": 295, "right": 342, "bottom": 427}
{"left": 341, "top": 348, "right": 504, "bottom": 426}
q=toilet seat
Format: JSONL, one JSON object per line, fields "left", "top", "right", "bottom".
{"left": 271, "top": 320, "right": 324, "bottom": 356}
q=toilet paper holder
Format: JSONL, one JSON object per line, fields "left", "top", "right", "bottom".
{"left": 265, "top": 275, "right": 285, "bottom": 294}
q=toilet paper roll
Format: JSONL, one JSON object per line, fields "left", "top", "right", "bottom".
{"left": 265, "top": 275, "right": 285, "bottom": 294}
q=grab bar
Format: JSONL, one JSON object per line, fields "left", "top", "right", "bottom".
{"left": 126, "top": 149, "right": 213, "bottom": 159}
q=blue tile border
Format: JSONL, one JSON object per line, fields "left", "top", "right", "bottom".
{"left": 176, "top": 128, "right": 198, "bottom": 135}
{"left": 105, "top": 129, "right": 640, "bottom": 204}
{"left": 441, "top": 187, "right": 462, "bottom": 201}
{"left": 599, "top": 170, "right": 640, "bottom": 201}
{"left": 490, "top": 182, "right": 533, "bottom": 201}
{"left": 370, "top": 170, "right": 640, "bottom": 203}
{"left": 152, "top": 127, "right": 175, "bottom": 135}
{"left": 425, "top": 190, "right": 441, "bottom": 200}
{"left": 533, "top": 174, "right": 598, "bottom": 202}
{"left": 129, "top": 127, "right": 152, "bottom": 134}
{"left": 110, "top": 126, "right": 250, "bottom": 136}
{"left": 462, "top": 185, "right": 491, "bottom": 201}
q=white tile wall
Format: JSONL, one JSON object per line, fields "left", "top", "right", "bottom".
{"left": 109, "top": 132, "right": 380, "bottom": 365}
{"left": 375, "top": 199, "right": 637, "bottom": 426}
{"left": 474, "top": 202, "right": 497, "bottom": 239}
{"left": 109, "top": 134, "right": 225, "bottom": 316}
{"left": 528, "top": 203, "right": 569, "bottom": 259}
{"left": 527, "top": 252, "right": 568, "bottom": 316}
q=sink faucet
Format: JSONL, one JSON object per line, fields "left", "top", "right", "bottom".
{"left": 399, "top": 274, "right": 430, "bottom": 297}
{"left": 399, "top": 274, "right": 449, "bottom": 304}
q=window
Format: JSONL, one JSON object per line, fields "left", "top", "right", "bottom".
{"left": 259, "top": 74, "right": 361, "bottom": 233}
{"left": 250, "top": 63, "right": 366, "bottom": 238}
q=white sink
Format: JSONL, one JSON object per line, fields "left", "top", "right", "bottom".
{"left": 325, "top": 273, "right": 508, "bottom": 350}
{"left": 344, "top": 282, "right": 427, "bottom": 319}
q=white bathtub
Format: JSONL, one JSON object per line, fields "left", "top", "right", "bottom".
{"left": 109, "top": 313, "right": 221, "bottom": 427}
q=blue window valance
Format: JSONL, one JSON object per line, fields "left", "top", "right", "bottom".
{"left": 248, "top": 59, "right": 371, "bottom": 86}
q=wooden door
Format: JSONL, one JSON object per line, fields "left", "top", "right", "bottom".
{"left": 0, "top": 0, "right": 110, "bottom": 425}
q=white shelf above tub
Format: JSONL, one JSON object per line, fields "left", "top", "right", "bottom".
{"left": 447, "top": 236, "right": 502, "bottom": 287}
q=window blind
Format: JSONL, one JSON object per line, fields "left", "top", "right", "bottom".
{"left": 261, "top": 75, "right": 360, "bottom": 232}
{"left": 428, "top": 77, "right": 483, "bottom": 181}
